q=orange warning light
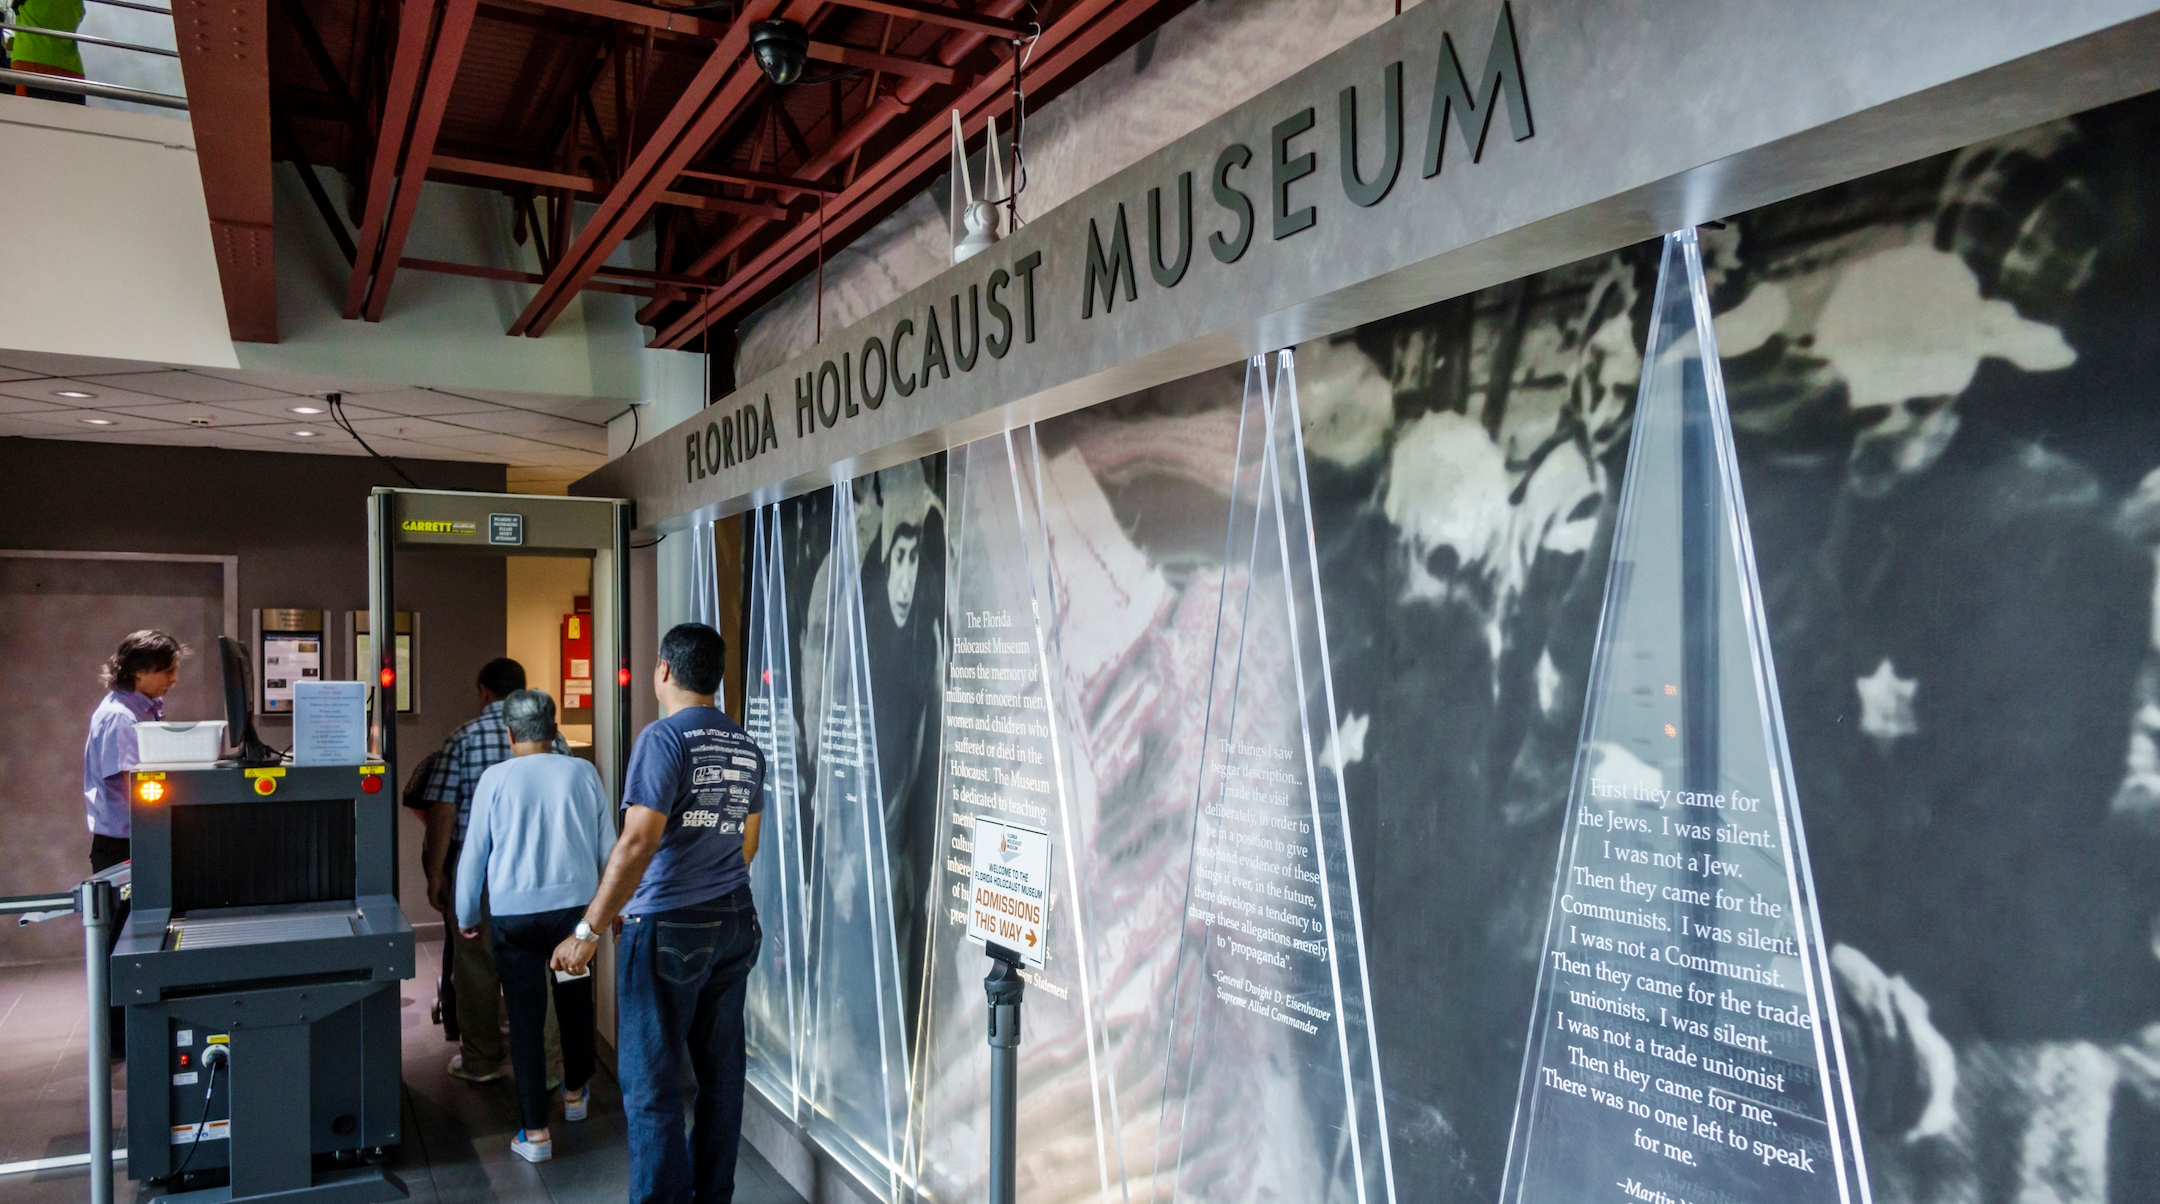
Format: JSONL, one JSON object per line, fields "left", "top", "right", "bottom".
{"left": 253, "top": 777, "right": 278, "bottom": 796}
{"left": 136, "top": 779, "right": 165, "bottom": 803}
{"left": 1663, "top": 724, "right": 1678, "bottom": 738}
{"left": 379, "top": 667, "right": 396, "bottom": 688}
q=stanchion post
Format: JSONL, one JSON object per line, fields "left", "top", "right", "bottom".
{"left": 984, "top": 944, "right": 1025, "bottom": 1204}
{"left": 80, "top": 876, "right": 115, "bottom": 1204}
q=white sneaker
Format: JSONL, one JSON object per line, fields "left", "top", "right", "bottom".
{"left": 448, "top": 1054, "right": 504, "bottom": 1083}
{"left": 511, "top": 1130, "right": 552, "bottom": 1163}
{"left": 562, "top": 1086, "right": 589, "bottom": 1122}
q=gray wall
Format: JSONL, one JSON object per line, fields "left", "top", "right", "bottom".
{"left": 0, "top": 436, "right": 505, "bottom": 962}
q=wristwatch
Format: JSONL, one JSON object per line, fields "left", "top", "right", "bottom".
{"left": 573, "top": 920, "right": 600, "bottom": 944}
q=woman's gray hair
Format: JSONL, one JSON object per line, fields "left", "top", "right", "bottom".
{"left": 502, "top": 689, "right": 558, "bottom": 744}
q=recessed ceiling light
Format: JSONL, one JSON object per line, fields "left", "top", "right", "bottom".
{"left": 293, "top": 429, "right": 318, "bottom": 437}
{"left": 187, "top": 416, "right": 215, "bottom": 426}
{"left": 80, "top": 417, "right": 116, "bottom": 425}
{"left": 289, "top": 405, "right": 325, "bottom": 415}
{"left": 56, "top": 390, "right": 96, "bottom": 399}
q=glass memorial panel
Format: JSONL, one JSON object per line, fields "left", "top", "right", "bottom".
{"left": 804, "top": 483, "right": 916, "bottom": 1198}
{"left": 744, "top": 504, "right": 811, "bottom": 1115}
{"left": 1500, "top": 230, "right": 1869, "bottom": 1204}
{"left": 1155, "top": 352, "right": 1394, "bottom": 1204}
{"left": 908, "top": 429, "right": 1127, "bottom": 1203}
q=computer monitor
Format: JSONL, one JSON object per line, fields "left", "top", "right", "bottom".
{"left": 218, "top": 636, "right": 281, "bottom": 766}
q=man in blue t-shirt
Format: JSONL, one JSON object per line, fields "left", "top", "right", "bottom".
{"left": 553, "top": 623, "right": 762, "bottom": 1204}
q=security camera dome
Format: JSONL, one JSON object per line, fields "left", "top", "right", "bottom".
{"left": 751, "top": 19, "right": 809, "bottom": 86}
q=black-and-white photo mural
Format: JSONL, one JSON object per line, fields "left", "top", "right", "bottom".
{"left": 733, "top": 91, "right": 2160, "bottom": 1204}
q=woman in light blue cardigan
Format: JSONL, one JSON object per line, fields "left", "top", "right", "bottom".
{"left": 455, "top": 689, "right": 615, "bottom": 1163}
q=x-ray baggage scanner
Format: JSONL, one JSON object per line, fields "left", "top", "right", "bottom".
{"left": 116, "top": 639, "right": 414, "bottom": 1204}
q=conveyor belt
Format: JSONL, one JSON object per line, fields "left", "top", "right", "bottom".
{"left": 166, "top": 912, "right": 357, "bottom": 950}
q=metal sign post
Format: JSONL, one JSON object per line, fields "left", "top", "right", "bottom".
{"left": 983, "top": 945, "right": 1025, "bottom": 1204}
{"left": 964, "top": 819, "right": 1051, "bottom": 1203}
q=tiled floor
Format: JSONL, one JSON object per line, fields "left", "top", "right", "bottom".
{"left": 0, "top": 941, "right": 806, "bottom": 1204}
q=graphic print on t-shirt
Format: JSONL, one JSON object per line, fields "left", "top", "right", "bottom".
{"left": 625, "top": 706, "right": 766, "bottom": 914}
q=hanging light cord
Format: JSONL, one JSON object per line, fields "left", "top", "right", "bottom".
{"left": 980, "top": 16, "right": 1042, "bottom": 231}
{"left": 328, "top": 394, "right": 423, "bottom": 489}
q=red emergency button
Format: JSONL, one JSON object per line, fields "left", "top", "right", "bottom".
{"left": 253, "top": 777, "right": 277, "bottom": 796}
{"left": 361, "top": 774, "right": 383, "bottom": 794}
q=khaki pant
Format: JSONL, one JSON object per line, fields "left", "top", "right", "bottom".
{"left": 455, "top": 907, "right": 563, "bottom": 1083}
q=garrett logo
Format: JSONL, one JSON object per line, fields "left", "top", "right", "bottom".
{"left": 401, "top": 519, "right": 478, "bottom": 535}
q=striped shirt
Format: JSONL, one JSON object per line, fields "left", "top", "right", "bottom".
{"left": 422, "top": 700, "right": 570, "bottom": 840}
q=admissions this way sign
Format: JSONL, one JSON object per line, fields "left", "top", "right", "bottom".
{"left": 967, "top": 818, "right": 1050, "bottom": 968}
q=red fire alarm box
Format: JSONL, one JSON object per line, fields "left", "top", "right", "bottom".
{"left": 562, "top": 595, "right": 593, "bottom": 710}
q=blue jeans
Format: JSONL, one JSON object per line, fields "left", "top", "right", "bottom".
{"left": 619, "top": 887, "right": 760, "bottom": 1204}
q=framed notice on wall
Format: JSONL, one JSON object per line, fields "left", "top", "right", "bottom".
{"left": 255, "top": 608, "right": 324, "bottom": 715}
{"left": 348, "top": 610, "right": 419, "bottom": 715}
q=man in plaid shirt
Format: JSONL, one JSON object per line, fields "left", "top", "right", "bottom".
{"left": 416, "top": 657, "right": 571, "bottom": 1082}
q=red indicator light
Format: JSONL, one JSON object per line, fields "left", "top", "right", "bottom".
{"left": 617, "top": 667, "right": 631, "bottom": 687}
{"left": 361, "top": 774, "right": 383, "bottom": 794}
{"left": 379, "top": 667, "right": 396, "bottom": 688}
{"left": 179, "top": 1053, "right": 190, "bottom": 1068}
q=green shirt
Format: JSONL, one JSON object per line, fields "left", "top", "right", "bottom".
{"left": 9, "top": 0, "right": 86, "bottom": 74}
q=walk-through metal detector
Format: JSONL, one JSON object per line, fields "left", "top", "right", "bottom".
{"left": 366, "top": 489, "right": 634, "bottom": 802}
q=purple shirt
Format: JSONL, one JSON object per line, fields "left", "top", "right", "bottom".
{"left": 82, "top": 689, "right": 161, "bottom": 838}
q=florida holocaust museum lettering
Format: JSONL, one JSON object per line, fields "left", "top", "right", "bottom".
{"left": 684, "top": 2, "right": 1533, "bottom": 486}
{"left": 1500, "top": 232, "right": 1867, "bottom": 1204}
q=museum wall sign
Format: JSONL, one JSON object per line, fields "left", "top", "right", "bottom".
{"left": 578, "top": 0, "right": 2160, "bottom": 527}
{"left": 580, "top": 0, "right": 2160, "bottom": 535}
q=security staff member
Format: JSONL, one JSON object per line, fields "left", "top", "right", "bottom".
{"left": 82, "top": 629, "right": 184, "bottom": 871}
{"left": 81, "top": 628, "right": 184, "bottom": 1060}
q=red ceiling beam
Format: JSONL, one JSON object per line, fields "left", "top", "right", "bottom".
{"left": 637, "top": 0, "right": 1025, "bottom": 326}
{"left": 402, "top": 256, "right": 667, "bottom": 297}
{"left": 679, "top": 165, "right": 842, "bottom": 196}
{"left": 508, "top": 0, "right": 817, "bottom": 338}
{"left": 808, "top": 39, "right": 959, "bottom": 85}
{"left": 517, "top": 0, "right": 726, "bottom": 38}
{"left": 654, "top": 0, "right": 1165, "bottom": 349}
{"left": 433, "top": 153, "right": 593, "bottom": 192}
{"left": 659, "top": 190, "right": 798, "bottom": 221}
{"left": 364, "top": 0, "right": 482, "bottom": 320}
{"left": 172, "top": 0, "right": 276, "bottom": 341}
{"left": 431, "top": 154, "right": 799, "bottom": 219}
{"left": 832, "top": 0, "right": 1026, "bottom": 39}
{"left": 344, "top": 0, "right": 444, "bottom": 319}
